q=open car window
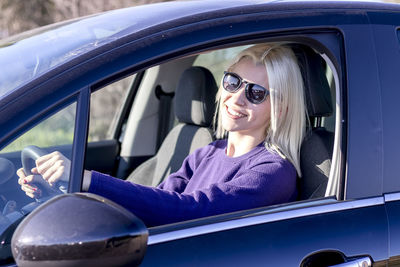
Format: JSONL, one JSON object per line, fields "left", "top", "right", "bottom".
{"left": 89, "top": 41, "right": 341, "bottom": 230}
{"left": 193, "top": 44, "right": 339, "bottom": 200}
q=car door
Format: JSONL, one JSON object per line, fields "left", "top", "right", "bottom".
{"left": 127, "top": 5, "right": 389, "bottom": 266}
{"left": 143, "top": 198, "right": 386, "bottom": 266}
{"left": 368, "top": 11, "right": 400, "bottom": 266}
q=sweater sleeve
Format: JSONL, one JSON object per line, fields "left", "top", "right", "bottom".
{"left": 156, "top": 154, "right": 194, "bottom": 193}
{"left": 88, "top": 159, "right": 297, "bottom": 227}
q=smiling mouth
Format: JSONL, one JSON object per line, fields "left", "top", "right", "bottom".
{"left": 225, "top": 105, "right": 247, "bottom": 119}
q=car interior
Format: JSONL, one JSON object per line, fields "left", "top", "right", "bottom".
{"left": 0, "top": 41, "right": 339, "bottom": 232}
{"left": 126, "top": 66, "right": 218, "bottom": 187}
{"left": 104, "top": 42, "right": 337, "bottom": 202}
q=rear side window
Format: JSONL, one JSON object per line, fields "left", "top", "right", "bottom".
{"left": 88, "top": 74, "right": 133, "bottom": 142}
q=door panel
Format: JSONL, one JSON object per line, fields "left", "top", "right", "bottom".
{"left": 85, "top": 139, "right": 119, "bottom": 175}
{"left": 142, "top": 202, "right": 388, "bottom": 266}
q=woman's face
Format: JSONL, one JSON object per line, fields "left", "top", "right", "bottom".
{"left": 221, "top": 57, "right": 271, "bottom": 139}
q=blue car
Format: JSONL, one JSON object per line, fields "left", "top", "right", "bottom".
{"left": 0, "top": 0, "right": 399, "bottom": 266}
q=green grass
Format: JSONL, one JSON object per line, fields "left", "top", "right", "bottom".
{"left": 2, "top": 126, "right": 74, "bottom": 153}
{"left": 1, "top": 103, "right": 76, "bottom": 153}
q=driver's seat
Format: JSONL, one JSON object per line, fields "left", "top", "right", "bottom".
{"left": 292, "top": 44, "right": 334, "bottom": 200}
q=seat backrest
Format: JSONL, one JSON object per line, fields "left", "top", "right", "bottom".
{"left": 292, "top": 44, "right": 335, "bottom": 200}
{"left": 127, "top": 66, "right": 218, "bottom": 186}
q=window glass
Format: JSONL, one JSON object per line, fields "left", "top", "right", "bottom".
{"left": 2, "top": 103, "right": 76, "bottom": 153}
{"left": 0, "top": 8, "right": 149, "bottom": 98}
{"left": 0, "top": 102, "right": 76, "bottom": 263}
{"left": 88, "top": 74, "right": 133, "bottom": 141}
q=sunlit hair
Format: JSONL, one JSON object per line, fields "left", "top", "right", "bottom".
{"left": 214, "top": 43, "right": 307, "bottom": 176}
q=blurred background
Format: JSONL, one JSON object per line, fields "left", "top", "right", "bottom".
{"left": 0, "top": 0, "right": 172, "bottom": 39}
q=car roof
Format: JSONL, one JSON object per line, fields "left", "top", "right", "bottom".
{"left": 0, "top": 0, "right": 398, "bottom": 99}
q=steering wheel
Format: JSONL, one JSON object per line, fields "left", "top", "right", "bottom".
{"left": 21, "top": 146, "right": 67, "bottom": 202}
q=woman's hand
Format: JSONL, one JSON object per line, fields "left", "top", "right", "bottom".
{"left": 17, "top": 151, "right": 70, "bottom": 198}
{"left": 17, "top": 168, "right": 41, "bottom": 198}
{"left": 31, "top": 151, "right": 71, "bottom": 186}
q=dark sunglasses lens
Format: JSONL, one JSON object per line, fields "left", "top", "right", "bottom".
{"left": 247, "top": 84, "right": 268, "bottom": 104}
{"left": 223, "top": 73, "right": 241, "bottom": 92}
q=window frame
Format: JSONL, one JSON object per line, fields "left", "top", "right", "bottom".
{"left": 80, "top": 29, "right": 346, "bottom": 228}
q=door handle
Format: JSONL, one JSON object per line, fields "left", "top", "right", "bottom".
{"left": 329, "top": 257, "right": 371, "bottom": 267}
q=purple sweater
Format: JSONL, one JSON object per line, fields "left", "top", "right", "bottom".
{"left": 88, "top": 140, "right": 297, "bottom": 226}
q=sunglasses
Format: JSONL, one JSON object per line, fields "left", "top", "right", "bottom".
{"left": 222, "top": 72, "right": 269, "bottom": 104}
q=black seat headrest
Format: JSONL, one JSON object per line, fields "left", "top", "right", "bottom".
{"left": 292, "top": 44, "right": 333, "bottom": 117}
{"left": 174, "top": 66, "right": 218, "bottom": 126}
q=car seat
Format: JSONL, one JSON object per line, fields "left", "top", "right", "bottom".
{"left": 126, "top": 66, "right": 218, "bottom": 186}
{"left": 292, "top": 44, "right": 335, "bottom": 200}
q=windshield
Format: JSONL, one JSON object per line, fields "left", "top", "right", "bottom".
{"left": 0, "top": 7, "right": 140, "bottom": 99}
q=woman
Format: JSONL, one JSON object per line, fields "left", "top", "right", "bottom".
{"left": 17, "top": 44, "right": 307, "bottom": 227}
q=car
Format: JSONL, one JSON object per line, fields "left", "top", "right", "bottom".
{"left": 0, "top": 0, "right": 399, "bottom": 266}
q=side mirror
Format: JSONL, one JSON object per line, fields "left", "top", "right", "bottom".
{"left": 11, "top": 193, "right": 148, "bottom": 267}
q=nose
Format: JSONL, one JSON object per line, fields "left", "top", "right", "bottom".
{"left": 229, "top": 85, "right": 246, "bottom": 106}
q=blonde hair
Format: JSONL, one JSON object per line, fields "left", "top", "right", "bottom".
{"left": 214, "top": 43, "right": 307, "bottom": 176}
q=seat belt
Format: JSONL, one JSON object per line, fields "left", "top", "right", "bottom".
{"left": 155, "top": 85, "right": 174, "bottom": 150}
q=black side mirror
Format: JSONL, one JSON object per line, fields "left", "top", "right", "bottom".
{"left": 11, "top": 193, "right": 148, "bottom": 266}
